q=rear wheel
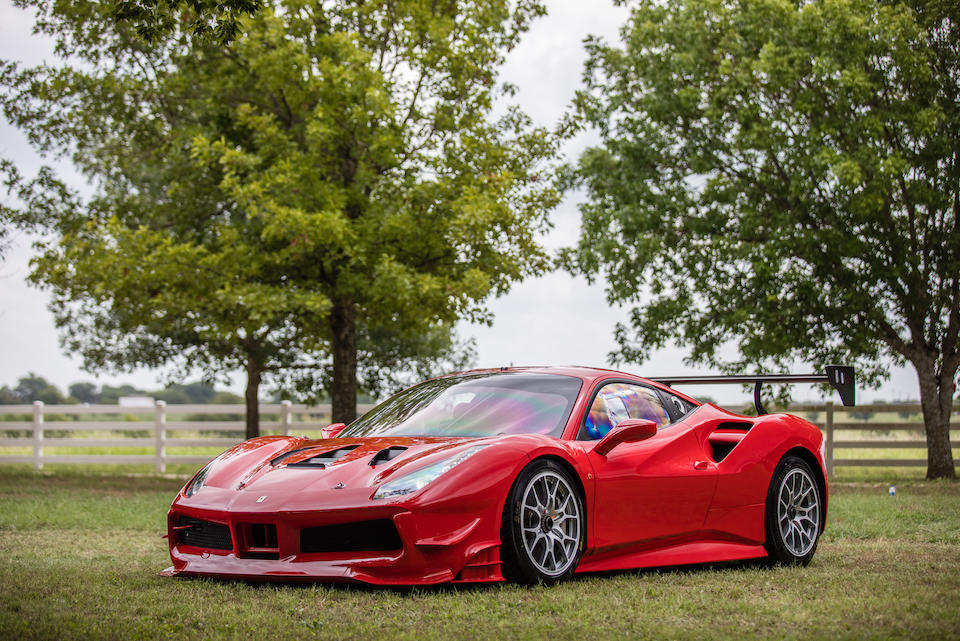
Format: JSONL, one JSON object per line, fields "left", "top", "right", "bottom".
{"left": 501, "top": 459, "right": 585, "bottom": 584}
{"left": 764, "top": 455, "right": 823, "bottom": 566}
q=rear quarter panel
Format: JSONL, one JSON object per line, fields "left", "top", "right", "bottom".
{"left": 703, "top": 411, "right": 827, "bottom": 544}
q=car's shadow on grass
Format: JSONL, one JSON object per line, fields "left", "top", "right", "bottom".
{"left": 167, "top": 556, "right": 775, "bottom": 596}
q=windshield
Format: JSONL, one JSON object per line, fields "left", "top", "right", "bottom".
{"left": 341, "top": 373, "right": 582, "bottom": 438}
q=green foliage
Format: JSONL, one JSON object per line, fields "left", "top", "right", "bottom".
{"left": 0, "top": 386, "right": 21, "bottom": 405}
{"left": 1, "top": 375, "right": 244, "bottom": 407}
{"left": 110, "top": 0, "right": 265, "bottom": 44}
{"left": 0, "top": 160, "right": 13, "bottom": 260}
{"left": 567, "top": 0, "right": 959, "bottom": 475}
{"left": 210, "top": 389, "right": 244, "bottom": 404}
{"left": 96, "top": 384, "right": 148, "bottom": 404}
{"left": 67, "top": 382, "right": 98, "bottom": 404}
{"left": 2, "top": 0, "right": 560, "bottom": 429}
{"left": 0, "top": 373, "right": 66, "bottom": 405}
{"left": 153, "top": 382, "right": 216, "bottom": 405}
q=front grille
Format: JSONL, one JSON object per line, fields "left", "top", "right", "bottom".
{"left": 176, "top": 516, "right": 233, "bottom": 551}
{"left": 300, "top": 519, "right": 402, "bottom": 554}
{"left": 238, "top": 523, "right": 280, "bottom": 560}
{"left": 248, "top": 523, "right": 278, "bottom": 549}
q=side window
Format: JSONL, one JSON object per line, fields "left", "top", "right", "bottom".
{"left": 583, "top": 382, "right": 671, "bottom": 440}
{"left": 660, "top": 391, "right": 696, "bottom": 422}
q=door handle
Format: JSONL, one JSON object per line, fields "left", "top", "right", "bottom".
{"left": 694, "top": 460, "right": 710, "bottom": 470}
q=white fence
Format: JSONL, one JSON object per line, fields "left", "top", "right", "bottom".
{"left": 0, "top": 401, "right": 955, "bottom": 475}
{"left": 0, "top": 401, "right": 372, "bottom": 472}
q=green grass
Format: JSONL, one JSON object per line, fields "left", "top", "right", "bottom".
{"left": 1, "top": 469, "right": 959, "bottom": 640}
{"left": 831, "top": 467, "right": 930, "bottom": 482}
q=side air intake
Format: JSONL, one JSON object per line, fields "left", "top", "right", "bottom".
{"left": 175, "top": 516, "right": 233, "bottom": 551}
{"left": 716, "top": 421, "right": 752, "bottom": 431}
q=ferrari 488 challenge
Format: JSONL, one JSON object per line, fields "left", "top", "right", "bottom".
{"left": 163, "top": 365, "right": 854, "bottom": 585}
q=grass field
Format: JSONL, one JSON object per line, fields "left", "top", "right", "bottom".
{"left": 0, "top": 469, "right": 958, "bottom": 640}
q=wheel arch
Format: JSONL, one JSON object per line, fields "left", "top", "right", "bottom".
{"left": 501, "top": 453, "right": 588, "bottom": 519}
{"left": 533, "top": 454, "right": 587, "bottom": 505}
{"left": 530, "top": 453, "right": 589, "bottom": 553}
{"left": 498, "top": 452, "right": 589, "bottom": 583}
{"left": 782, "top": 446, "right": 828, "bottom": 532}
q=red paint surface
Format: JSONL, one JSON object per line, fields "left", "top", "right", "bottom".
{"left": 164, "top": 366, "right": 827, "bottom": 584}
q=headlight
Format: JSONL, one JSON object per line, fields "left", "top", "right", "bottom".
{"left": 184, "top": 462, "right": 212, "bottom": 497}
{"left": 372, "top": 445, "right": 486, "bottom": 500}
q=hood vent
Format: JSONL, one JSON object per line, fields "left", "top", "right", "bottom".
{"left": 269, "top": 446, "right": 315, "bottom": 466}
{"left": 288, "top": 445, "right": 360, "bottom": 468}
{"left": 369, "top": 446, "right": 408, "bottom": 467}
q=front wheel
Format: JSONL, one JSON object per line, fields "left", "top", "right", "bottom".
{"left": 500, "top": 459, "right": 585, "bottom": 584}
{"left": 764, "top": 455, "right": 823, "bottom": 566}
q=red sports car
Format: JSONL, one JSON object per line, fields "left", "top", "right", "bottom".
{"left": 162, "top": 365, "right": 854, "bottom": 585}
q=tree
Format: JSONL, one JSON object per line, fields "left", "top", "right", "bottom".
{"left": 0, "top": 386, "right": 20, "bottom": 404}
{"left": 0, "top": 160, "right": 12, "bottom": 260}
{"left": 568, "top": 0, "right": 959, "bottom": 478}
{"left": 154, "top": 382, "right": 217, "bottom": 404}
{"left": 110, "top": 0, "right": 264, "bottom": 44}
{"left": 2, "top": 1, "right": 559, "bottom": 438}
{"left": 68, "top": 382, "right": 100, "bottom": 404}
{"left": 12, "top": 373, "right": 65, "bottom": 404}
{"left": 98, "top": 384, "right": 148, "bottom": 405}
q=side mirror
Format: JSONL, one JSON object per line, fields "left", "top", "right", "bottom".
{"left": 320, "top": 423, "right": 346, "bottom": 439}
{"left": 593, "top": 419, "right": 658, "bottom": 456}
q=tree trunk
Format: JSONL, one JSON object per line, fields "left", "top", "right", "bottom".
{"left": 330, "top": 296, "right": 358, "bottom": 425}
{"left": 244, "top": 357, "right": 262, "bottom": 440}
{"left": 914, "top": 358, "right": 956, "bottom": 480}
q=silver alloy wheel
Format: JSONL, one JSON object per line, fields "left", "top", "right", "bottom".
{"left": 519, "top": 469, "right": 581, "bottom": 577}
{"left": 777, "top": 467, "right": 820, "bottom": 556}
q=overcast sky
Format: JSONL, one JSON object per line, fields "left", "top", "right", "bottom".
{"left": 0, "top": 0, "right": 920, "bottom": 404}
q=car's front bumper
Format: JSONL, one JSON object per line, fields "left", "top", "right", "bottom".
{"left": 163, "top": 501, "right": 504, "bottom": 585}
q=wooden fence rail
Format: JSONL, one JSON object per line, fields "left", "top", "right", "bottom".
{"left": 0, "top": 401, "right": 955, "bottom": 475}
{"left": 787, "top": 401, "right": 959, "bottom": 476}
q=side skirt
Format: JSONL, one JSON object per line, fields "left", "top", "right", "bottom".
{"left": 575, "top": 540, "right": 767, "bottom": 574}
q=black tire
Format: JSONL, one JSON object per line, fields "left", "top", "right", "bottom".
{"left": 500, "top": 459, "right": 586, "bottom": 585}
{"left": 763, "top": 455, "right": 823, "bottom": 566}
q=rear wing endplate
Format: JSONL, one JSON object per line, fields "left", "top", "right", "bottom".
{"left": 653, "top": 365, "right": 855, "bottom": 416}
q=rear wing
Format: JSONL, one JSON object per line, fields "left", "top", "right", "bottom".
{"left": 653, "top": 365, "right": 855, "bottom": 416}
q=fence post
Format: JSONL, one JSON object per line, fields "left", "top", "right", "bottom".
{"left": 281, "top": 400, "right": 292, "bottom": 436}
{"left": 155, "top": 400, "right": 167, "bottom": 474}
{"left": 825, "top": 401, "right": 834, "bottom": 479}
{"left": 32, "top": 400, "right": 44, "bottom": 471}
